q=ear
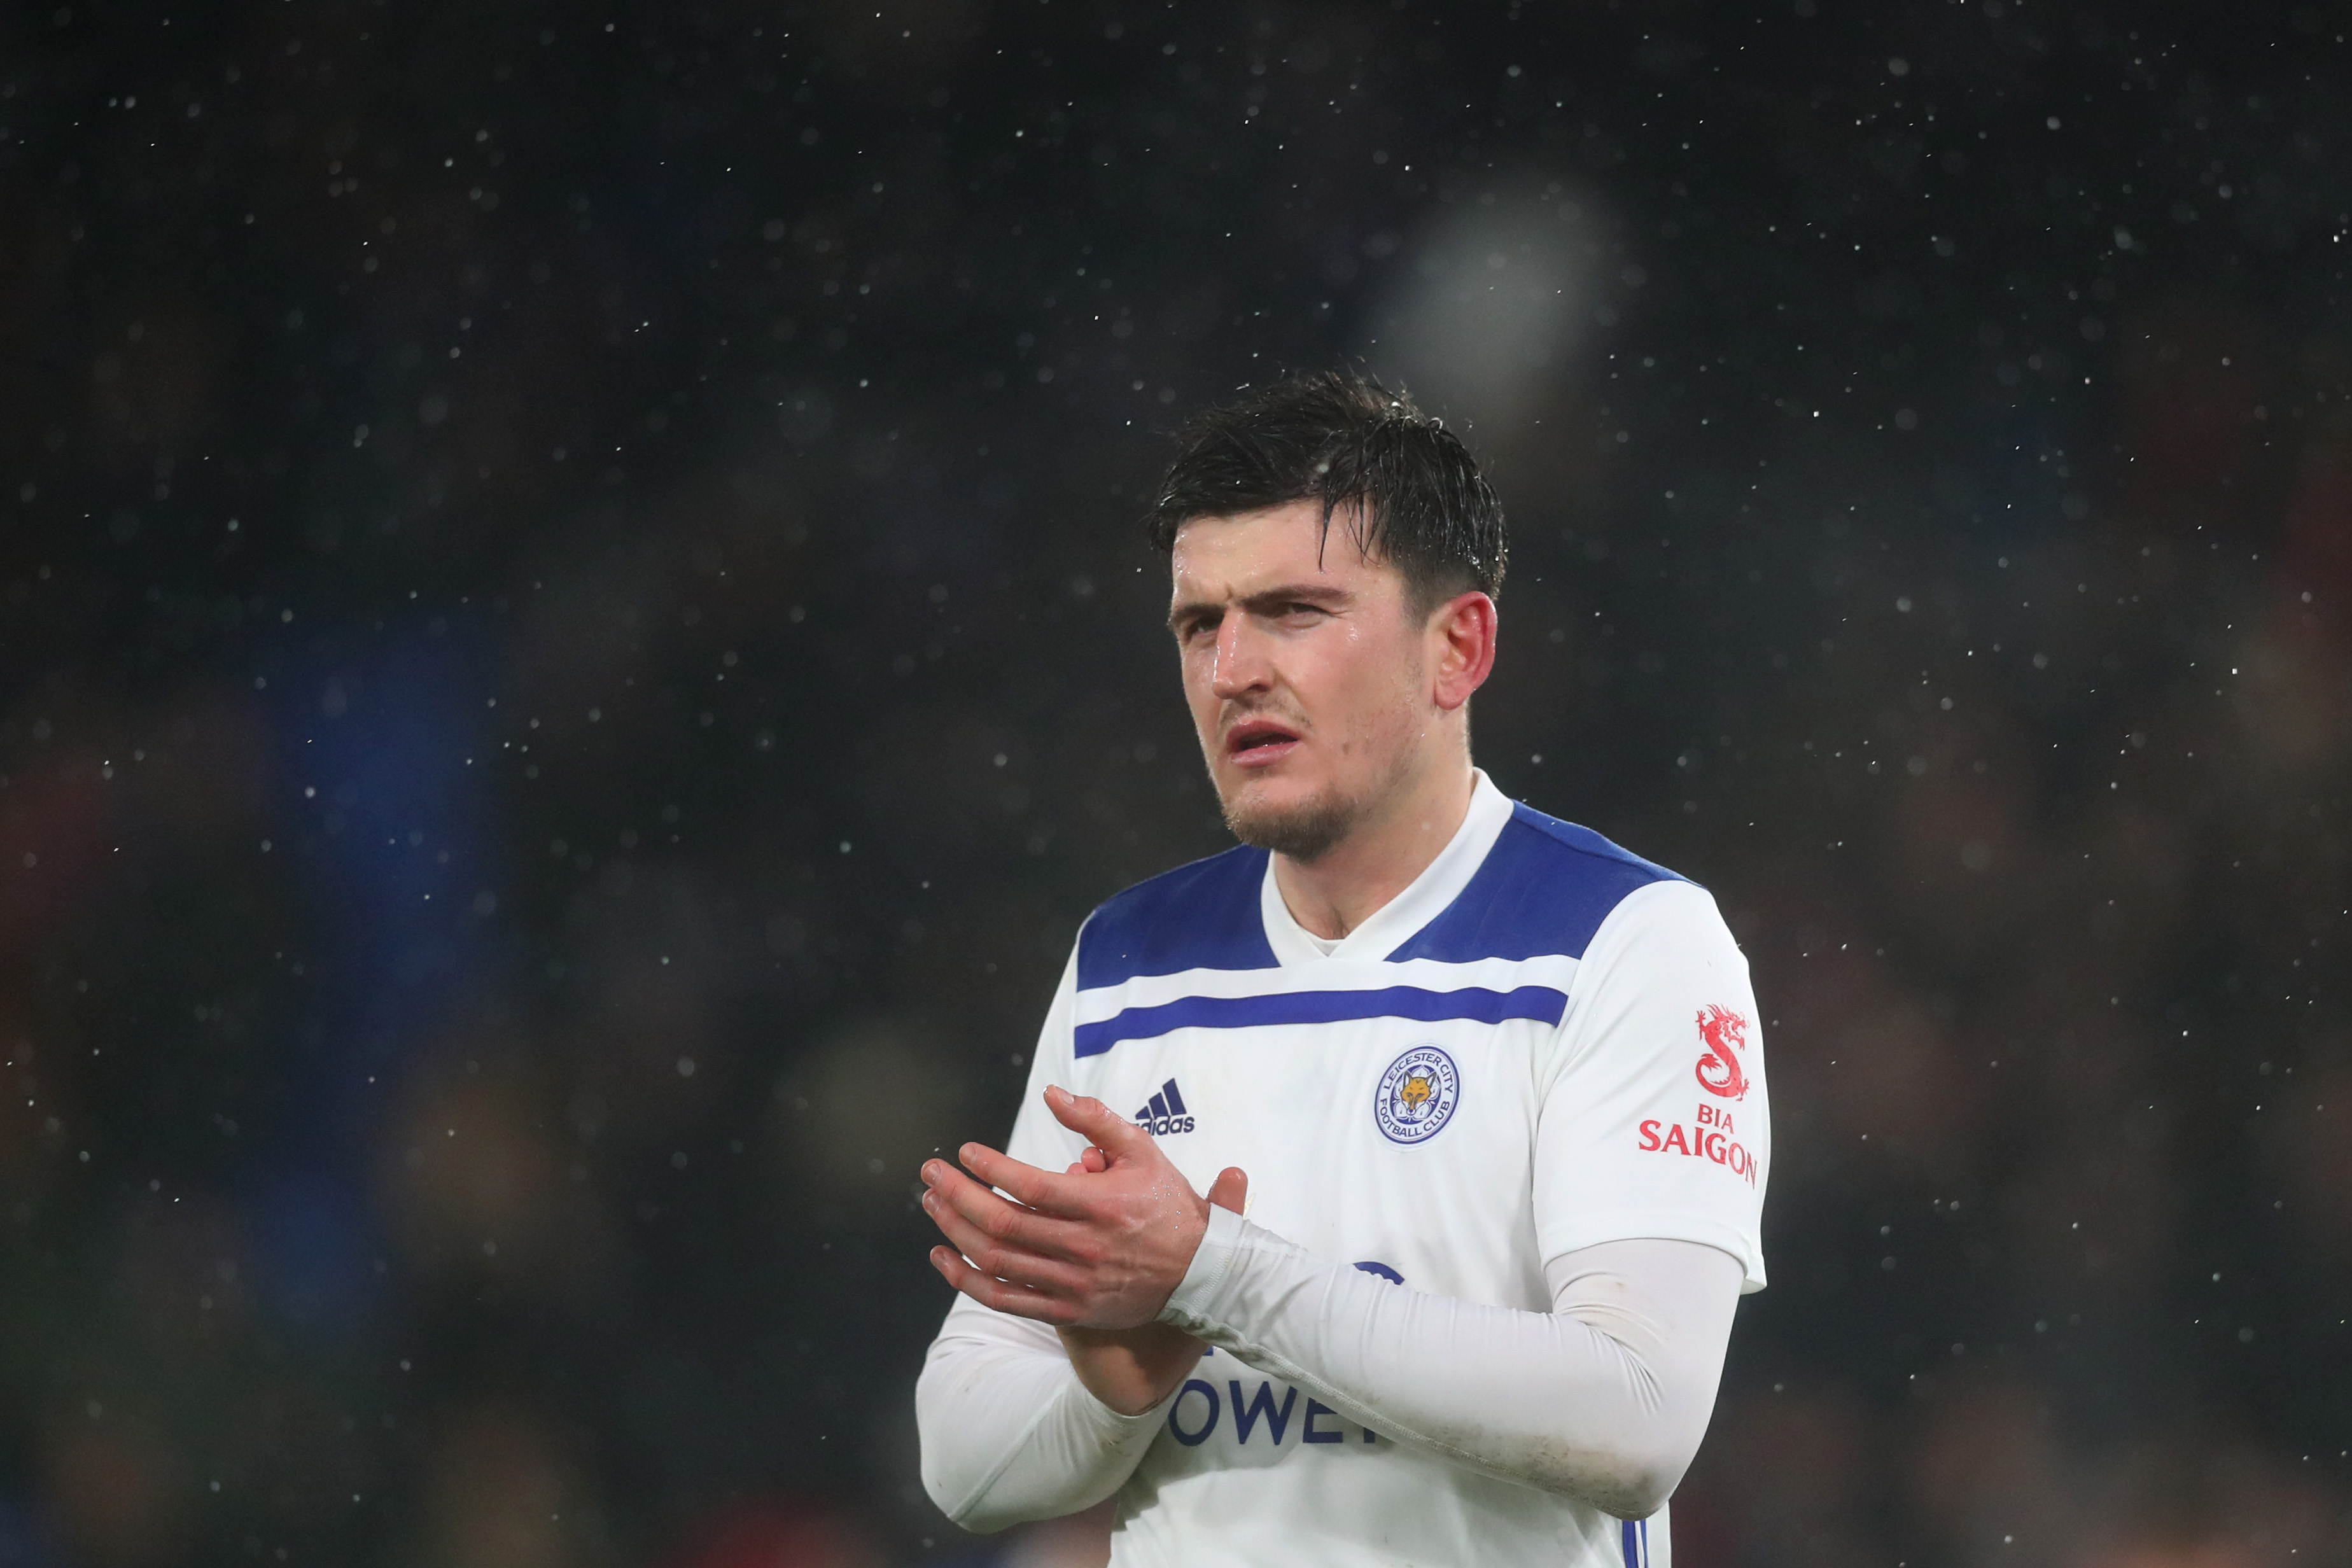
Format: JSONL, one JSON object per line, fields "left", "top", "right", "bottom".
{"left": 1427, "top": 591, "right": 1498, "bottom": 711}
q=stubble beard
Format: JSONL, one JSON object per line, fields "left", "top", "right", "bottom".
{"left": 1215, "top": 732, "right": 1418, "bottom": 865}
{"left": 1205, "top": 655, "right": 1427, "bottom": 865}
{"left": 1221, "top": 779, "right": 1362, "bottom": 864}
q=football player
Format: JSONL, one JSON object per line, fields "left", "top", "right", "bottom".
{"left": 916, "top": 371, "right": 1768, "bottom": 1568}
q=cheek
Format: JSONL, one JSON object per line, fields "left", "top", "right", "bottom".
{"left": 1308, "top": 641, "right": 1417, "bottom": 755}
{"left": 1366, "top": 662, "right": 1431, "bottom": 755}
{"left": 1179, "top": 652, "right": 1221, "bottom": 722}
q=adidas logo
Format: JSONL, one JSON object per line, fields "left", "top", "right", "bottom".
{"left": 1133, "top": 1078, "right": 1196, "bottom": 1137}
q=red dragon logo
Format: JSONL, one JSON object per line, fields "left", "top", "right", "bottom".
{"left": 1694, "top": 1005, "right": 1751, "bottom": 1101}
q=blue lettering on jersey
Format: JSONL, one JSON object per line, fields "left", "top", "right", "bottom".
{"left": 1169, "top": 1380, "right": 1220, "bottom": 1447}
{"left": 1134, "top": 1077, "right": 1196, "bottom": 1136}
{"left": 1231, "top": 1380, "right": 1297, "bottom": 1445}
{"left": 1166, "top": 1377, "right": 1382, "bottom": 1449}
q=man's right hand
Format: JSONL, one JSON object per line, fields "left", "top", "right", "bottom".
{"left": 1056, "top": 1158, "right": 1247, "bottom": 1416}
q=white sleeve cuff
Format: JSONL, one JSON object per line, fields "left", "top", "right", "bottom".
{"left": 1160, "top": 1202, "right": 1246, "bottom": 1327}
{"left": 1159, "top": 1205, "right": 1315, "bottom": 1340}
{"left": 1071, "top": 1373, "right": 1184, "bottom": 1432}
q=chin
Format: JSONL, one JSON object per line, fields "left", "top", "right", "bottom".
{"left": 1221, "top": 778, "right": 1360, "bottom": 863}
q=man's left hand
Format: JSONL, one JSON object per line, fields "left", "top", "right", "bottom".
{"left": 921, "top": 1084, "right": 1245, "bottom": 1331}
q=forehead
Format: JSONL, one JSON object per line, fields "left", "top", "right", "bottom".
{"left": 1167, "top": 499, "right": 1399, "bottom": 599}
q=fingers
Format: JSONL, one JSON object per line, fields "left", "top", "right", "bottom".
{"left": 1205, "top": 1166, "right": 1249, "bottom": 1214}
{"left": 955, "top": 1142, "right": 1089, "bottom": 1218}
{"left": 922, "top": 1189, "right": 1093, "bottom": 1297}
{"left": 921, "top": 1161, "right": 1096, "bottom": 1262}
{"left": 928, "top": 1247, "right": 1078, "bottom": 1325}
{"left": 1042, "top": 1085, "right": 1158, "bottom": 1161}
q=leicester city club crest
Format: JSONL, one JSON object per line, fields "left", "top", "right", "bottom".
{"left": 1373, "top": 1044, "right": 1460, "bottom": 1145}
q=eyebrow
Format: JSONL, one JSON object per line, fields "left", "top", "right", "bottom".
{"left": 1167, "top": 582, "right": 1354, "bottom": 632}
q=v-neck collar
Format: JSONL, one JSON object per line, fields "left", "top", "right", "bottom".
{"left": 1259, "top": 770, "right": 1516, "bottom": 967}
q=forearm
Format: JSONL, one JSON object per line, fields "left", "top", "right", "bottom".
{"left": 916, "top": 1304, "right": 1168, "bottom": 1532}
{"left": 1158, "top": 1216, "right": 1741, "bottom": 1516}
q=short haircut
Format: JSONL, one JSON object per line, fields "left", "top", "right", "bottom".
{"left": 1143, "top": 370, "right": 1508, "bottom": 615}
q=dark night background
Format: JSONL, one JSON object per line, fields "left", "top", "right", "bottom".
{"left": 0, "top": 0, "right": 2348, "bottom": 1564}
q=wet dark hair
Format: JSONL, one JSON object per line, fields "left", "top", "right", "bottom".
{"left": 1143, "top": 369, "right": 1507, "bottom": 615}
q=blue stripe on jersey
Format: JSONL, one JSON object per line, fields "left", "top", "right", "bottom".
{"left": 1621, "top": 1520, "right": 1639, "bottom": 1568}
{"left": 1073, "top": 983, "right": 1569, "bottom": 1058}
{"left": 1077, "top": 844, "right": 1277, "bottom": 990}
{"left": 1385, "top": 804, "right": 1683, "bottom": 965}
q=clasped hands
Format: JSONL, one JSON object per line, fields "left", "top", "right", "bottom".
{"left": 921, "top": 1084, "right": 1249, "bottom": 1415}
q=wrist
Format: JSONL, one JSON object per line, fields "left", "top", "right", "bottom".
{"left": 1158, "top": 1203, "right": 1249, "bottom": 1334}
{"left": 1161, "top": 1190, "right": 1215, "bottom": 1312}
{"left": 1060, "top": 1323, "right": 1205, "bottom": 1417}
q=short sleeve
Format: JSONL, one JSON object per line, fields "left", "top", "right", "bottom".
{"left": 999, "top": 936, "right": 1095, "bottom": 1178}
{"left": 1532, "top": 879, "right": 1770, "bottom": 1291}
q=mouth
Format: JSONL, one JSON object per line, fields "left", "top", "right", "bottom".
{"left": 1224, "top": 718, "right": 1301, "bottom": 768}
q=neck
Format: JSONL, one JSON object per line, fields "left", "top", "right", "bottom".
{"left": 1271, "top": 755, "right": 1477, "bottom": 941}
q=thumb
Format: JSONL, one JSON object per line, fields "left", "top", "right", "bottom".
{"left": 1205, "top": 1167, "right": 1249, "bottom": 1214}
{"left": 1042, "top": 1085, "right": 1154, "bottom": 1159}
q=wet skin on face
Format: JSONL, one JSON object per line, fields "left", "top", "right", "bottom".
{"left": 1167, "top": 500, "right": 1432, "bottom": 855}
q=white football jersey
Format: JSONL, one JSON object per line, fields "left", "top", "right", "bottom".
{"left": 986, "top": 771, "right": 1768, "bottom": 1567}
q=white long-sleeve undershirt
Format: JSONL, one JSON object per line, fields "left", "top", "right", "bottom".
{"left": 916, "top": 1229, "right": 1744, "bottom": 1533}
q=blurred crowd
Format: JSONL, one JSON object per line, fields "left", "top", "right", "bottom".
{"left": 0, "top": 1, "right": 2346, "bottom": 1565}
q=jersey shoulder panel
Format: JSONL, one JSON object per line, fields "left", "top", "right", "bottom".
{"left": 1387, "top": 801, "right": 1688, "bottom": 964}
{"left": 1075, "top": 843, "right": 1277, "bottom": 989}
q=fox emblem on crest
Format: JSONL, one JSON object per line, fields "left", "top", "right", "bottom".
{"left": 1693, "top": 1004, "right": 1751, "bottom": 1101}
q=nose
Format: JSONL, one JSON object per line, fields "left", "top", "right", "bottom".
{"left": 1208, "top": 610, "right": 1269, "bottom": 699}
